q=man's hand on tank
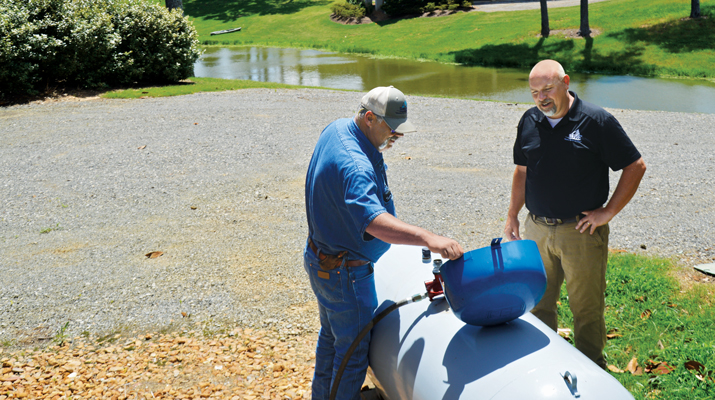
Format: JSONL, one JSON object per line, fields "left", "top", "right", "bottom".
{"left": 429, "top": 236, "right": 464, "bottom": 260}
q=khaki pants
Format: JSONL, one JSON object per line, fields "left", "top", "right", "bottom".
{"left": 525, "top": 213, "right": 609, "bottom": 369}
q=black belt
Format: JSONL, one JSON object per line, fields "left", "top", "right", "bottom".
{"left": 308, "top": 238, "right": 369, "bottom": 267}
{"left": 532, "top": 214, "right": 583, "bottom": 225}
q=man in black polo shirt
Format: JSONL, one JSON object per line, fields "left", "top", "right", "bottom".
{"left": 504, "top": 59, "right": 646, "bottom": 369}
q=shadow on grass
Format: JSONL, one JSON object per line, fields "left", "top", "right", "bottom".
{"left": 448, "top": 37, "right": 659, "bottom": 76}
{"left": 607, "top": 6, "right": 715, "bottom": 54}
{"left": 184, "top": 0, "right": 331, "bottom": 22}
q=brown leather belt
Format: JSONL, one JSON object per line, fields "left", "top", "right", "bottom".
{"left": 308, "top": 238, "right": 369, "bottom": 268}
{"left": 532, "top": 214, "right": 583, "bottom": 225}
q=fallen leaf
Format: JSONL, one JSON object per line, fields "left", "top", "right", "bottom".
{"left": 684, "top": 360, "right": 706, "bottom": 380}
{"left": 145, "top": 251, "right": 163, "bottom": 259}
{"left": 608, "top": 365, "right": 624, "bottom": 373}
{"left": 626, "top": 357, "right": 639, "bottom": 374}
{"left": 181, "top": 312, "right": 187, "bottom": 318}
{"left": 684, "top": 360, "right": 705, "bottom": 373}
{"left": 138, "top": 145, "right": 146, "bottom": 150}
{"left": 651, "top": 362, "right": 675, "bottom": 375}
{"left": 190, "top": 206, "right": 197, "bottom": 210}
{"left": 606, "top": 328, "right": 622, "bottom": 339}
{"left": 641, "top": 309, "right": 652, "bottom": 319}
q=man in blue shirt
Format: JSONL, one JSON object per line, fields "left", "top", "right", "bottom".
{"left": 305, "top": 86, "right": 464, "bottom": 400}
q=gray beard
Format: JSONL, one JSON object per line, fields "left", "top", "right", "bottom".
{"left": 540, "top": 107, "right": 556, "bottom": 117}
{"left": 378, "top": 138, "right": 391, "bottom": 151}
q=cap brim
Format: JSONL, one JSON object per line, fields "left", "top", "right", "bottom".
{"left": 384, "top": 118, "right": 416, "bottom": 134}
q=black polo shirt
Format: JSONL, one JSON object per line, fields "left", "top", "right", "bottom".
{"left": 513, "top": 91, "right": 641, "bottom": 219}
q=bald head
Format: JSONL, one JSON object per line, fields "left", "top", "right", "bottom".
{"left": 528, "top": 60, "right": 572, "bottom": 119}
{"left": 529, "top": 59, "right": 566, "bottom": 82}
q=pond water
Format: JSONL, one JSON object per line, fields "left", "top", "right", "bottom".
{"left": 194, "top": 47, "right": 715, "bottom": 114}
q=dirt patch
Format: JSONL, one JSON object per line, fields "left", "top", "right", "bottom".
{"left": 545, "top": 28, "right": 603, "bottom": 39}
{"left": 672, "top": 262, "right": 715, "bottom": 290}
{"left": 1, "top": 87, "right": 102, "bottom": 107}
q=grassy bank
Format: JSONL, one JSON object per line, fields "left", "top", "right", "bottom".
{"left": 561, "top": 253, "right": 715, "bottom": 399}
{"left": 149, "top": 0, "right": 715, "bottom": 79}
{"left": 103, "top": 77, "right": 325, "bottom": 99}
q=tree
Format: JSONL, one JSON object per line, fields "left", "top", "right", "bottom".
{"left": 578, "top": 0, "right": 590, "bottom": 38}
{"left": 690, "top": 0, "right": 701, "bottom": 18}
{"left": 166, "top": 0, "right": 183, "bottom": 11}
{"left": 540, "top": 0, "right": 550, "bottom": 38}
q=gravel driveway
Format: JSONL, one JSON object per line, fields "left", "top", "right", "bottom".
{"left": 1, "top": 89, "right": 714, "bottom": 345}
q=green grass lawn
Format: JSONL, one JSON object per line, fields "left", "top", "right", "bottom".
{"left": 103, "top": 77, "right": 328, "bottom": 99}
{"left": 558, "top": 253, "right": 715, "bottom": 399}
{"left": 150, "top": 0, "right": 715, "bottom": 79}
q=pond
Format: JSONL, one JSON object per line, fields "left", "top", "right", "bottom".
{"left": 194, "top": 47, "right": 715, "bottom": 114}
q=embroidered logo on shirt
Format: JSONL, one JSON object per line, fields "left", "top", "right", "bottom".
{"left": 565, "top": 129, "right": 582, "bottom": 143}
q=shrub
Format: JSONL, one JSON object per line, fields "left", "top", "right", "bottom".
{"left": 331, "top": 1, "right": 368, "bottom": 19}
{"left": 0, "top": 0, "right": 201, "bottom": 99}
{"left": 382, "top": 0, "right": 470, "bottom": 17}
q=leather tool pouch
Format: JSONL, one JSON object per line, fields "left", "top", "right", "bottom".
{"left": 319, "top": 251, "right": 347, "bottom": 271}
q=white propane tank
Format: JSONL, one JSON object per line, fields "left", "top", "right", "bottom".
{"left": 367, "top": 244, "right": 634, "bottom": 400}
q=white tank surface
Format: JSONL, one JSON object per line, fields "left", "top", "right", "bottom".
{"left": 367, "top": 244, "right": 634, "bottom": 400}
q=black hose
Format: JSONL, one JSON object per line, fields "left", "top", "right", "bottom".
{"left": 329, "top": 292, "right": 429, "bottom": 400}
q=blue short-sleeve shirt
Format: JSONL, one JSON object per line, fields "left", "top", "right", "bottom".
{"left": 305, "top": 118, "right": 395, "bottom": 263}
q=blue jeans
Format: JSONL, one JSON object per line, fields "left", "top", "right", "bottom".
{"left": 303, "top": 241, "right": 378, "bottom": 400}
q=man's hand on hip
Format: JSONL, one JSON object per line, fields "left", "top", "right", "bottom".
{"left": 577, "top": 208, "right": 613, "bottom": 234}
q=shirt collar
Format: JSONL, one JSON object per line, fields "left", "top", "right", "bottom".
{"left": 348, "top": 118, "right": 383, "bottom": 164}
{"left": 567, "top": 91, "right": 582, "bottom": 121}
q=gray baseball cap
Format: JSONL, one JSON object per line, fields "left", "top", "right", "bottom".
{"left": 360, "top": 86, "right": 416, "bottom": 134}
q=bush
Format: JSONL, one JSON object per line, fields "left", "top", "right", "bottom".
{"left": 382, "top": 0, "right": 470, "bottom": 17}
{"left": 0, "top": 0, "right": 202, "bottom": 99}
{"left": 331, "top": 1, "right": 368, "bottom": 19}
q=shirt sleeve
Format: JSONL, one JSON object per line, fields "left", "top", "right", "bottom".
{"left": 514, "top": 114, "right": 528, "bottom": 166}
{"left": 342, "top": 167, "right": 387, "bottom": 238}
{"left": 599, "top": 115, "right": 642, "bottom": 171}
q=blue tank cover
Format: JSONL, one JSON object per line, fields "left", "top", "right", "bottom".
{"left": 440, "top": 238, "right": 546, "bottom": 326}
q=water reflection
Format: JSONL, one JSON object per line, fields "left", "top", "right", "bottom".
{"left": 194, "top": 47, "right": 715, "bottom": 114}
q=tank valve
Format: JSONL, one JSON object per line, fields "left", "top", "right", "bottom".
{"left": 422, "top": 247, "right": 431, "bottom": 263}
{"left": 424, "top": 259, "right": 444, "bottom": 301}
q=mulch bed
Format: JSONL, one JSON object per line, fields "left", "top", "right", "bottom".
{"left": 330, "top": 7, "right": 475, "bottom": 25}
{"left": 1, "top": 328, "right": 317, "bottom": 399}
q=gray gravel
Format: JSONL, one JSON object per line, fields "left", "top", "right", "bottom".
{"left": 1, "top": 89, "right": 714, "bottom": 345}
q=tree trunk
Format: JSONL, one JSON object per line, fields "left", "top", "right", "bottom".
{"left": 578, "top": 0, "right": 590, "bottom": 38}
{"left": 540, "top": 0, "right": 550, "bottom": 38}
{"left": 166, "top": 0, "right": 183, "bottom": 11}
{"left": 690, "top": 0, "right": 701, "bottom": 18}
